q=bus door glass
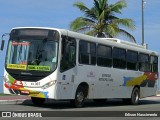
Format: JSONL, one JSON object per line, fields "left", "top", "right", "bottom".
{"left": 59, "top": 36, "right": 76, "bottom": 99}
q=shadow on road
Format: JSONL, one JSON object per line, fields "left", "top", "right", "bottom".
{"left": 20, "top": 98, "right": 160, "bottom": 109}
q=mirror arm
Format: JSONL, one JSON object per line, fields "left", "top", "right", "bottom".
{"left": 2, "top": 33, "right": 10, "bottom": 40}
{"left": 1, "top": 33, "right": 10, "bottom": 51}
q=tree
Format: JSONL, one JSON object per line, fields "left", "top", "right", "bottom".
{"left": 70, "top": 0, "right": 136, "bottom": 43}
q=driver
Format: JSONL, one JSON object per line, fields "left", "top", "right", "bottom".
{"left": 39, "top": 44, "right": 57, "bottom": 71}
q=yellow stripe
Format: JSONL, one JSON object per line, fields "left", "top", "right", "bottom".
{"left": 126, "top": 75, "right": 147, "bottom": 86}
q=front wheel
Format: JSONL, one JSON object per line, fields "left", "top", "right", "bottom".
{"left": 70, "top": 86, "right": 86, "bottom": 108}
{"left": 31, "top": 97, "right": 45, "bottom": 106}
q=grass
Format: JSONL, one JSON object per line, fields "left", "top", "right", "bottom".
{"left": 0, "top": 93, "right": 11, "bottom": 96}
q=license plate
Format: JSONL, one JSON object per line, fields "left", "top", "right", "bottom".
{"left": 21, "top": 90, "right": 30, "bottom": 95}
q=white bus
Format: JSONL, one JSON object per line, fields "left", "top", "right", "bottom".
{"left": 1, "top": 27, "right": 159, "bottom": 107}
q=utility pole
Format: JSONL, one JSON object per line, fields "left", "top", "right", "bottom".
{"left": 142, "top": 0, "right": 145, "bottom": 45}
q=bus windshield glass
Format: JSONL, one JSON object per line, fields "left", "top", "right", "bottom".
{"left": 6, "top": 29, "right": 59, "bottom": 72}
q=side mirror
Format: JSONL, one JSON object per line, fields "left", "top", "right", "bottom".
{"left": 1, "top": 40, "right": 5, "bottom": 51}
{"left": 1, "top": 33, "right": 10, "bottom": 51}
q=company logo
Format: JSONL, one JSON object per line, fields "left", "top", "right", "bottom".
{"left": 21, "top": 72, "right": 32, "bottom": 75}
{"left": 1, "top": 112, "right": 42, "bottom": 117}
{"left": 87, "top": 71, "right": 95, "bottom": 78}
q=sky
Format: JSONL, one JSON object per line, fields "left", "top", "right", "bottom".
{"left": 0, "top": 0, "right": 160, "bottom": 90}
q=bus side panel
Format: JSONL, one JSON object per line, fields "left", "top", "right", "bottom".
{"left": 93, "top": 68, "right": 134, "bottom": 99}
{"left": 92, "top": 67, "right": 158, "bottom": 99}
{"left": 76, "top": 65, "right": 96, "bottom": 99}
{"left": 55, "top": 67, "right": 78, "bottom": 100}
{"left": 76, "top": 65, "right": 134, "bottom": 99}
{"left": 140, "top": 87, "right": 157, "bottom": 98}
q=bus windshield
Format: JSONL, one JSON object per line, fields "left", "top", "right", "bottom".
{"left": 6, "top": 30, "right": 59, "bottom": 72}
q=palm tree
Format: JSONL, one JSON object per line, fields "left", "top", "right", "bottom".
{"left": 70, "top": 0, "right": 136, "bottom": 43}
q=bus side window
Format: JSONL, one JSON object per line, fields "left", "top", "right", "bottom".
{"left": 60, "top": 36, "right": 76, "bottom": 72}
{"left": 126, "top": 50, "right": 138, "bottom": 71}
{"left": 150, "top": 56, "right": 158, "bottom": 72}
{"left": 139, "top": 53, "right": 150, "bottom": 72}
{"left": 79, "top": 40, "right": 96, "bottom": 65}
{"left": 113, "top": 48, "right": 126, "bottom": 69}
{"left": 97, "top": 44, "right": 112, "bottom": 67}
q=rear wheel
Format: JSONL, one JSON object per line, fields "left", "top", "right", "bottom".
{"left": 70, "top": 86, "right": 86, "bottom": 108}
{"left": 131, "top": 87, "right": 140, "bottom": 105}
{"left": 123, "top": 87, "right": 140, "bottom": 105}
{"left": 31, "top": 97, "right": 45, "bottom": 106}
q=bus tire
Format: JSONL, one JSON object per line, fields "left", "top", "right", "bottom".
{"left": 70, "top": 86, "right": 86, "bottom": 108}
{"left": 131, "top": 87, "right": 140, "bottom": 105}
{"left": 123, "top": 87, "right": 140, "bottom": 105}
{"left": 31, "top": 97, "right": 45, "bottom": 106}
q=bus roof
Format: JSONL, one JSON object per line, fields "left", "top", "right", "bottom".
{"left": 12, "top": 27, "right": 159, "bottom": 56}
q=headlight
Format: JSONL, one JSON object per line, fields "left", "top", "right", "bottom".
{"left": 42, "top": 80, "right": 56, "bottom": 89}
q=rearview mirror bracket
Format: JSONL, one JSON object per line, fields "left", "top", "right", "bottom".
{"left": 1, "top": 33, "right": 10, "bottom": 51}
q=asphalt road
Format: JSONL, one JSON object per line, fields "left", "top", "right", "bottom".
{"left": 0, "top": 97, "right": 160, "bottom": 120}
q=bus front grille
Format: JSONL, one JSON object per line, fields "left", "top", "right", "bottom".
{"left": 9, "top": 73, "right": 46, "bottom": 82}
